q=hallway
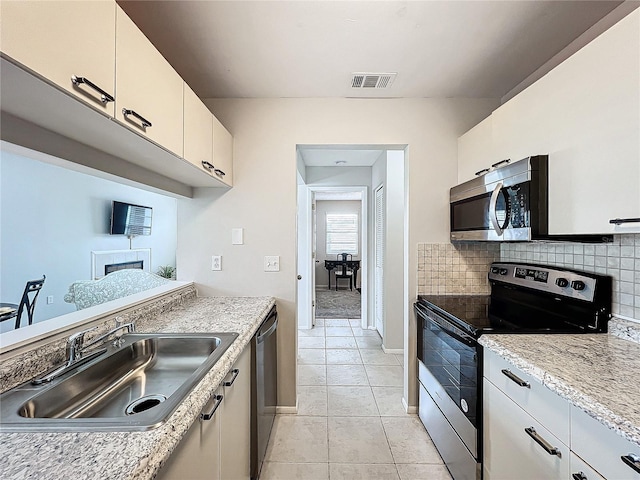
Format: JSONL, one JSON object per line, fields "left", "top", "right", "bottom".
{"left": 260, "top": 319, "right": 452, "bottom": 480}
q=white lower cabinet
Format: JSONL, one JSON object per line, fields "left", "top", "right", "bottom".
{"left": 158, "top": 345, "right": 251, "bottom": 480}
{"left": 483, "top": 379, "right": 569, "bottom": 479}
{"left": 571, "top": 452, "right": 606, "bottom": 480}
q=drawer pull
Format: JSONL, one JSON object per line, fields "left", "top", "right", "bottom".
{"left": 213, "top": 168, "right": 226, "bottom": 177}
{"left": 122, "top": 108, "right": 152, "bottom": 129}
{"left": 475, "top": 168, "right": 491, "bottom": 176}
{"left": 200, "top": 394, "right": 223, "bottom": 420}
{"left": 621, "top": 453, "right": 640, "bottom": 474}
{"left": 609, "top": 218, "right": 640, "bottom": 225}
{"left": 491, "top": 158, "right": 511, "bottom": 168}
{"left": 71, "top": 75, "right": 115, "bottom": 104}
{"left": 524, "top": 427, "right": 562, "bottom": 458}
{"left": 572, "top": 473, "right": 588, "bottom": 480}
{"left": 501, "top": 369, "right": 530, "bottom": 388}
{"left": 201, "top": 160, "right": 214, "bottom": 171}
{"left": 223, "top": 368, "right": 240, "bottom": 387}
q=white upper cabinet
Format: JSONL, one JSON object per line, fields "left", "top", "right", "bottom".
{"left": 0, "top": 1, "right": 116, "bottom": 116}
{"left": 457, "top": 116, "right": 495, "bottom": 183}
{"left": 212, "top": 116, "right": 234, "bottom": 187}
{"left": 183, "top": 83, "right": 214, "bottom": 175}
{"left": 115, "top": 6, "right": 184, "bottom": 157}
{"left": 491, "top": 10, "right": 640, "bottom": 235}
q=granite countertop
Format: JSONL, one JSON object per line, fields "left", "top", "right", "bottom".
{"left": 0, "top": 296, "right": 275, "bottom": 480}
{"left": 479, "top": 318, "right": 640, "bottom": 448}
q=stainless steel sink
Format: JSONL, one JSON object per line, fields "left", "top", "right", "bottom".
{"left": 0, "top": 332, "right": 238, "bottom": 432}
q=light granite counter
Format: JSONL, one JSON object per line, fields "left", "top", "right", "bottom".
{"left": 0, "top": 295, "right": 275, "bottom": 480}
{"left": 479, "top": 317, "right": 640, "bottom": 449}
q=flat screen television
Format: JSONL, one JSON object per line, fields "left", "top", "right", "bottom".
{"left": 110, "top": 201, "right": 152, "bottom": 236}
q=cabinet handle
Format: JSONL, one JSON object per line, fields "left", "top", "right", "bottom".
{"left": 524, "top": 427, "right": 562, "bottom": 458}
{"left": 71, "top": 75, "right": 115, "bottom": 104}
{"left": 491, "top": 158, "right": 511, "bottom": 168}
{"left": 501, "top": 368, "right": 530, "bottom": 388}
{"left": 572, "top": 473, "right": 588, "bottom": 480}
{"left": 213, "top": 168, "right": 226, "bottom": 177}
{"left": 200, "top": 394, "right": 223, "bottom": 420}
{"left": 609, "top": 218, "right": 640, "bottom": 225}
{"left": 475, "top": 168, "right": 491, "bottom": 176}
{"left": 223, "top": 368, "right": 240, "bottom": 387}
{"left": 122, "top": 109, "right": 152, "bottom": 129}
{"left": 201, "top": 160, "right": 214, "bottom": 171}
{"left": 621, "top": 454, "right": 640, "bottom": 474}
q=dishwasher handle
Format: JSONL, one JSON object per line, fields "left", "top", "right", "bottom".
{"left": 257, "top": 309, "right": 278, "bottom": 344}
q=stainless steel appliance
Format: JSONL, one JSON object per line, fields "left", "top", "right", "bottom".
{"left": 415, "top": 263, "right": 612, "bottom": 480}
{"left": 251, "top": 305, "right": 278, "bottom": 480}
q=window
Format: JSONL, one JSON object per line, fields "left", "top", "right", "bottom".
{"left": 326, "top": 213, "right": 358, "bottom": 255}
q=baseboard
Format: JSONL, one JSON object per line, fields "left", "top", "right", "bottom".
{"left": 382, "top": 346, "right": 404, "bottom": 355}
{"left": 276, "top": 398, "right": 298, "bottom": 415}
{"left": 402, "top": 396, "right": 417, "bottom": 414}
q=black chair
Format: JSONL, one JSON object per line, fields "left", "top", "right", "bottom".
{"left": 335, "top": 253, "right": 353, "bottom": 291}
{"left": 14, "top": 275, "right": 46, "bottom": 329}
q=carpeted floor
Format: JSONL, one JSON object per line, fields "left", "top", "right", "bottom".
{"left": 315, "top": 288, "right": 361, "bottom": 318}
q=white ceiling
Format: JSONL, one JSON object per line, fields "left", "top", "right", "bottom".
{"left": 300, "top": 148, "right": 384, "bottom": 167}
{"left": 315, "top": 191, "right": 363, "bottom": 201}
{"left": 118, "top": 0, "right": 623, "bottom": 99}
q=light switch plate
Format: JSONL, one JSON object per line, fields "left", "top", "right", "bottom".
{"left": 232, "top": 228, "right": 244, "bottom": 245}
{"left": 212, "top": 255, "right": 222, "bottom": 271}
{"left": 264, "top": 255, "right": 280, "bottom": 272}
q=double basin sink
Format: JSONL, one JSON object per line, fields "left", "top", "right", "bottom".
{"left": 0, "top": 332, "right": 238, "bottom": 432}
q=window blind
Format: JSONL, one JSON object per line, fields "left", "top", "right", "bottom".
{"left": 326, "top": 213, "right": 358, "bottom": 255}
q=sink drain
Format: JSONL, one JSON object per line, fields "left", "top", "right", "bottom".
{"left": 125, "top": 394, "right": 167, "bottom": 415}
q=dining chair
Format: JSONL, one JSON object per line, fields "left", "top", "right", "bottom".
{"left": 335, "top": 253, "right": 353, "bottom": 291}
{"left": 14, "top": 275, "right": 46, "bottom": 329}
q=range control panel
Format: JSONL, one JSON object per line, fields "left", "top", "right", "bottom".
{"left": 489, "top": 262, "right": 598, "bottom": 302}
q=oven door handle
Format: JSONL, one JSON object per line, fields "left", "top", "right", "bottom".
{"left": 415, "top": 303, "right": 476, "bottom": 348}
{"left": 489, "top": 182, "right": 505, "bottom": 236}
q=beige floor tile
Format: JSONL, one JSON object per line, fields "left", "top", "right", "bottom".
{"left": 348, "top": 319, "right": 362, "bottom": 327}
{"left": 355, "top": 336, "right": 383, "bottom": 348}
{"left": 298, "top": 336, "right": 326, "bottom": 349}
{"left": 325, "top": 326, "right": 353, "bottom": 337}
{"left": 326, "top": 364, "right": 369, "bottom": 385}
{"left": 297, "top": 386, "right": 327, "bottom": 416}
{"left": 327, "top": 386, "right": 378, "bottom": 416}
{"left": 352, "top": 327, "right": 381, "bottom": 337}
{"left": 365, "top": 365, "right": 403, "bottom": 386}
{"left": 298, "top": 326, "right": 325, "bottom": 337}
{"left": 314, "top": 319, "right": 325, "bottom": 326}
{"left": 360, "top": 348, "right": 400, "bottom": 366}
{"left": 298, "top": 348, "right": 326, "bottom": 365}
{"left": 394, "top": 354, "right": 404, "bottom": 366}
{"left": 382, "top": 417, "right": 444, "bottom": 464}
{"left": 396, "top": 464, "right": 452, "bottom": 480}
{"left": 298, "top": 364, "right": 327, "bottom": 385}
{"left": 324, "top": 319, "right": 350, "bottom": 326}
{"left": 260, "top": 462, "right": 329, "bottom": 480}
{"left": 265, "top": 416, "right": 328, "bottom": 463}
{"left": 328, "top": 417, "right": 394, "bottom": 464}
{"left": 329, "top": 463, "right": 400, "bottom": 480}
{"left": 372, "top": 387, "right": 407, "bottom": 416}
{"left": 326, "top": 336, "right": 358, "bottom": 349}
{"left": 326, "top": 348, "right": 362, "bottom": 365}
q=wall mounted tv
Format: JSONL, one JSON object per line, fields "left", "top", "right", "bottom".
{"left": 110, "top": 201, "right": 152, "bottom": 236}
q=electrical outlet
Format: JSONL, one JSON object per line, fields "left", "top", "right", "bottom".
{"left": 46, "top": 295, "right": 54, "bottom": 304}
{"left": 212, "top": 255, "right": 222, "bottom": 271}
{"left": 264, "top": 255, "right": 280, "bottom": 272}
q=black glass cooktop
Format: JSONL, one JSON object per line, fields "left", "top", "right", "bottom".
{"left": 418, "top": 295, "right": 491, "bottom": 333}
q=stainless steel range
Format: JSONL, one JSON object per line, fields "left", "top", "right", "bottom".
{"left": 414, "top": 262, "right": 612, "bottom": 480}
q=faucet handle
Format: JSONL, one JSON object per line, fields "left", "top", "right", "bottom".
{"left": 115, "top": 316, "right": 136, "bottom": 333}
{"left": 66, "top": 326, "right": 97, "bottom": 361}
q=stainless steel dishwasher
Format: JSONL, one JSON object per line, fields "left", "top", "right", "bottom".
{"left": 251, "top": 305, "right": 278, "bottom": 480}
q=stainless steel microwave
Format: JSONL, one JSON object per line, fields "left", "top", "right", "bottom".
{"left": 450, "top": 155, "right": 548, "bottom": 241}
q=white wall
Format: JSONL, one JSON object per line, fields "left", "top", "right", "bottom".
{"left": 0, "top": 148, "right": 177, "bottom": 331}
{"left": 314, "top": 200, "right": 362, "bottom": 288}
{"left": 182, "top": 97, "right": 498, "bottom": 408}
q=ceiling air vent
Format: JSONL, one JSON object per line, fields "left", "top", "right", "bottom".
{"left": 351, "top": 73, "right": 397, "bottom": 89}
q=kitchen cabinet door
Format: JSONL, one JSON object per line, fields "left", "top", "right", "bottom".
{"left": 212, "top": 116, "right": 234, "bottom": 186}
{"left": 157, "top": 388, "right": 222, "bottom": 480}
{"left": 483, "top": 379, "right": 569, "bottom": 480}
{"left": 184, "top": 83, "right": 214, "bottom": 175}
{"left": 491, "top": 10, "right": 640, "bottom": 235}
{"left": 220, "top": 345, "right": 251, "bottom": 480}
{"left": 115, "top": 6, "right": 184, "bottom": 157}
{"left": 0, "top": 1, "right": 116, "bottom": 116}
{"left": 457, "top": 116, "right": 495, "bottom": 183}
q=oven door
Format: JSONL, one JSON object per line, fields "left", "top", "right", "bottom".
{"left": 416, "top": 302, "right": 480, "bottom": 457}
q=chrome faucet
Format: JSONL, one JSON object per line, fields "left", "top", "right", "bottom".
{"left": 32, "top": 318, "right": 136, "bottom": 385}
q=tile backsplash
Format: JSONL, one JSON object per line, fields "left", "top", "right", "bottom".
{"left": 417, "top": 243, "right": 500, "bottom": 295}
{"left": 500, "top": 234, "right": 640, "bottom": 320}
{"left": 417, "top": 234, "right": 640, "bottom": 321}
